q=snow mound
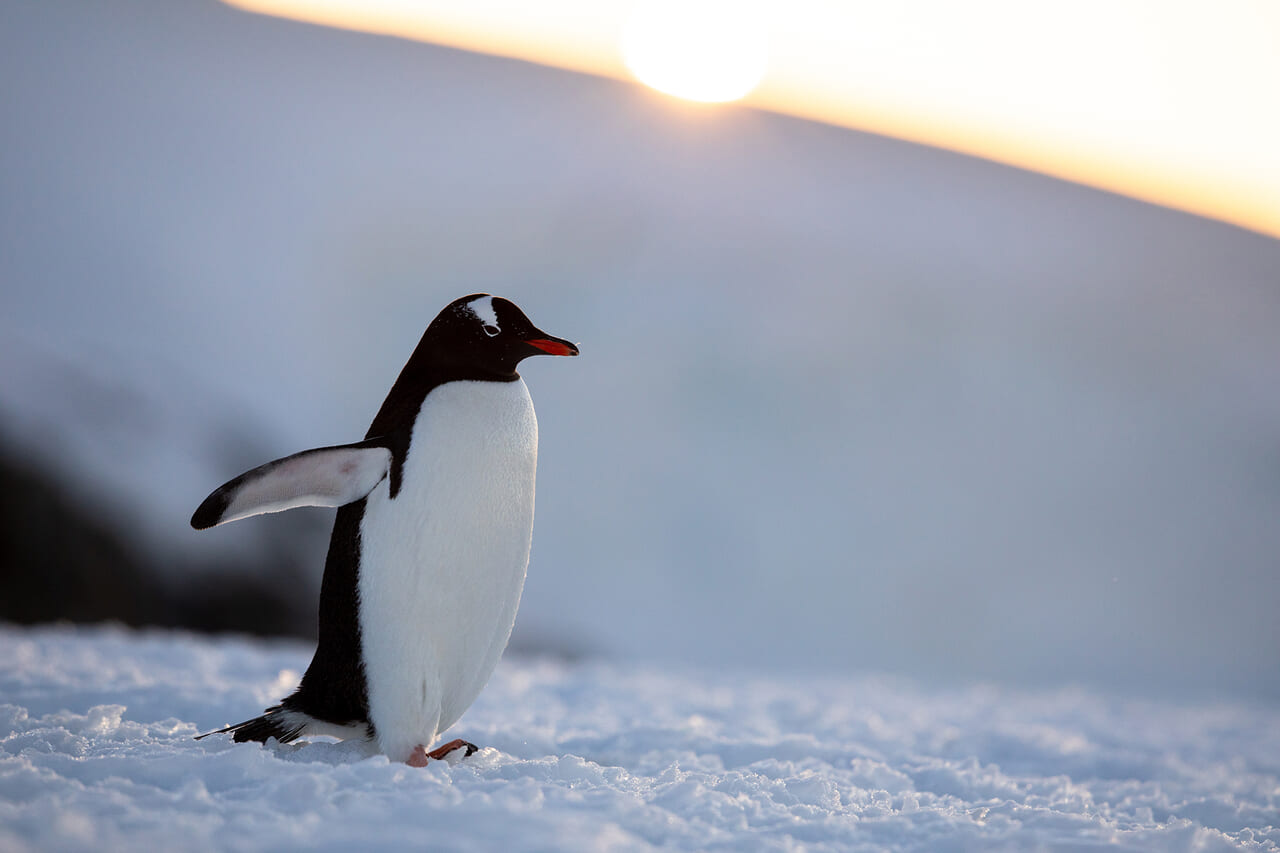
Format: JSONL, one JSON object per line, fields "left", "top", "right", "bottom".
{"left": 2, "top": 625, "right": 1276, "bottom": 851}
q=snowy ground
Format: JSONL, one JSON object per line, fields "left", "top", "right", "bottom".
{"left": 2, "top": 625, "right": 1277, "bottom": 852}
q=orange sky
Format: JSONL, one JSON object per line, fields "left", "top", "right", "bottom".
{"left": 224, "top": 0, "right": 1280, "bottom": 240}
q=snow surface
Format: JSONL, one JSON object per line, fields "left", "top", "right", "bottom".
{"left": 2, "top": 625, "right": 1276, "bottom": 852}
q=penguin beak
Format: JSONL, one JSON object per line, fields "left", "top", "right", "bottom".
{"left": 525, "top": 335, "right": 579, "bottom": 357}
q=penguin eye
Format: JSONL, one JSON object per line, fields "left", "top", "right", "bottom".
{"left": 482, "top": 324, "right": 500, "bottom": 337}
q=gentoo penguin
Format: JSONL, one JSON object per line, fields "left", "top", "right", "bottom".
{"left": 192, "top": 294, "right": 577, "bottom": 766}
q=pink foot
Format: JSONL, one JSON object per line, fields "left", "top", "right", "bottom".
{"left": 404, "top": 739, "right": 478, "bottom": 767}
{"left": 426, "top": 738, "right": 479, "bottom": 761}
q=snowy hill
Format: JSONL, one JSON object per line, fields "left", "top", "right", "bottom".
{"left": 1, "top": 0, "right": 1279, "bottom": 701}
{"left": 3, "top": 624, "right": 1277, "bottom": 851}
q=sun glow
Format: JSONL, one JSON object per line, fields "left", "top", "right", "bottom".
{"left": 621, "top": 2, "right": 768, "bottom": 103}
{"left": 220, "top": 0, "right": 1280, "bottom": 239}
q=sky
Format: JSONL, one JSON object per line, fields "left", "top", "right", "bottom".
{"left": 2, "top": 0, "right": 1278, "bottom": 704}
{"left": 222, "top": 0, "right": 1280, "bottom": 239}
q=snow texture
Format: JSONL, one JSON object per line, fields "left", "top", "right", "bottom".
{"left": 2, "top": 625, "right": 1276, "bottom": 852}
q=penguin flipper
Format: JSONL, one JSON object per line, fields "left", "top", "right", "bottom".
{"left": 192, "top": 440, "right": 392, "bottom": 529}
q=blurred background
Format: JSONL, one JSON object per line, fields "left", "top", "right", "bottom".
{"left": 2, "top": 0, "right": 1278, "bottom": 702}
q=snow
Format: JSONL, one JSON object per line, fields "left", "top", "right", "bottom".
{"left": 2, "top": 625, "right": 1276, "bottom": 852}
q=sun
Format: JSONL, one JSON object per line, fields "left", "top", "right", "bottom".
{"left": 621, "top": 1, "right": 769, "bottom": 104}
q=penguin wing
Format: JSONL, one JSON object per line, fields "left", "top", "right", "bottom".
{"left": 191, "top": 441, "right": 392, "bottom": 530}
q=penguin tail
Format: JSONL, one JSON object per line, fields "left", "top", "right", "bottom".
{"left": 195, "top": 705, "right": 305, "bottom": 744}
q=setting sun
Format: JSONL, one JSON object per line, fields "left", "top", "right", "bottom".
{"left": 621, "top": 1, "right": 768, "bottom": 103}
{"left": 219, "top": 0, "right": 1280, "bottom": 239}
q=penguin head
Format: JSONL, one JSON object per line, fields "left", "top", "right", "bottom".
{"left": 428, "top": 294, "right": 579, "bottom": 377}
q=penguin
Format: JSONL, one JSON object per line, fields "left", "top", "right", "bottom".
{"left": 192, "top": 294, "right": 578, "bottom": 766}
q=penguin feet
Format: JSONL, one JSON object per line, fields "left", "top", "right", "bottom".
{"left": 406, "top": 739, "right": 479, "bottom": 766}
{"left": 429, "top": 738, "right": 479, "bottom": 760}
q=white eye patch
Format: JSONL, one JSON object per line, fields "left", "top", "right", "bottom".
{"left": 467, "top": 296, "right": 500, "bottom": 331}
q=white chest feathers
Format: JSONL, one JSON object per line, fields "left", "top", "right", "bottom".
{"left": 356, "top": 378, "right": 538, "bottom": 762}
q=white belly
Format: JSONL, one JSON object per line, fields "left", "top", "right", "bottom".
{"left": 356, "top": 379, "right": 538, "bottom": 762}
